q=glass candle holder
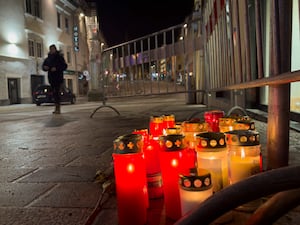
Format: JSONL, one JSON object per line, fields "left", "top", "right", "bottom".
{"left": 195, "top": 132, "right": 229, "bottom": 193}
{"left": 113, "top": 134, "right": 147, "bottom": 225}
{"left": 179, "top": 168, "right": 213, "bottom": 216}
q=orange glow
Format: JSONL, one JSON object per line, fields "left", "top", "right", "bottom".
{"left": 127, "top": 163, "right": 135, "bottom": 173}
{"left": 171, "top": 159, "right": 178, "bottom": 167}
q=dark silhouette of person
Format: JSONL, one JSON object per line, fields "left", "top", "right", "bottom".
{"left": 42, "top": 44, "right": 67, "bottom": 114}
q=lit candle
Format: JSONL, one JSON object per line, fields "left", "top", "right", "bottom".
{"left": 204, "top": 110, "right": 225, "bottom": 132}
{"left": 195, "top": 132, "right": 229, "bottom": 193}
{"left": 179, "top": 168, "right": 213, "bottom": 216}
{"left": 144, "top": 137, "right": 163, "bottom": 199}
{"left": 182, "top": 120, "right": 208, "bottom": 149}
{"left": 225, "top": 130, "right": 262, "bottom": 211}
{"left": 159, "top": 134, "right": 189, "bottom": 221}
{"left": 113, "top": 134, "right": 147, "bottom": 225}
{"left": 226, "top": 130, "right": 262, "bottom": 183}
{"left": 233, "top": 120, "right": 255, "bottom": 131}
{"left": 149, "top": 115, "right": 164, "bottom": 139}
{"left": 219, "top": 117, "right": 235, "bottom": 133}
{"left": 162, "top": 114, "right": 175, "bottom": 135}
{"left": 195, "top": 132, "right": 232, "bottom": 223}
{"left": 182, "top": 121, "right": 208, "bottom": 169}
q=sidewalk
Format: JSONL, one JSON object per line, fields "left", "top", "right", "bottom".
{"left": 0, "top": 94, "right": 299, "bottom": 225}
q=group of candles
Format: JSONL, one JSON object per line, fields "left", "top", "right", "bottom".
{"left": 112, "top": 110, "right": 263, "bottom": 225}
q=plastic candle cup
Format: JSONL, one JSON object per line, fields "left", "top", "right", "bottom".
{"left": 195, "top": 132, "right": 229, "bottom": 193}
{"left": 219, "top": 117, "right": 236, "bottom": 133}
{"left": 159, "top": 134, "right": 189, "bottom": 221}
{"left": 149, "top": 115, "right": 164, "bottom": 139}
{"left": 162, "top": 114, "right": 176, "bottom": 135}
{"left": 113, "top": 134, "right": 147, "bottom": 225}
{"left": 195, "top": 132, "right": 233, "bottom": 223}
{"left": 204, "top": 110, "right": 225, "bottom": 132}
{"left": 179, "top": 168, "right": 213, "bottom": 216}
{"left": 225, "top": 130, "right": 263, "bottom": 211}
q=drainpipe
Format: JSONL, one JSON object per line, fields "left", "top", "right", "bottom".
{"left": 267, "top": 0, "right": 292, "bottom": 169}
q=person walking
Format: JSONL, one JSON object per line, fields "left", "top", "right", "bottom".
{"left": 42, "top": 44, "right": 68, "bottom": 114}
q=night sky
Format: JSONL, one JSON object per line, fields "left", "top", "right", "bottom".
{"left": 96, "top": 0, "right": 194, "bottom": 47}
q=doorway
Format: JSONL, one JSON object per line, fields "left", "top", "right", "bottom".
{"left": 7, "top": 78, "right": 20, "bottom": 104}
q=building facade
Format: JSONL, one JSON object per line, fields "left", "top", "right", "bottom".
{"left": 0, "top": 0, "right": 102, "bottom": 105}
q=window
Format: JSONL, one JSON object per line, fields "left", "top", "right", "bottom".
{"left": 57, "top": 11, "right": 61, "bottom": 28}
{"left": 28, "top": 39, "right": 35, "bottom": 57}
{"left": 28, "top": 37, "right": 43, "bottom": 58}
{"left": 25, "top": 0, "right": 42, "bottom": 19}
{"left": 65, "top": 17, "right": 69, "bottom": 33}
{"left": 25, "top": 0, "right": 32, "bottom": 14}
{"left": 67, "top": 50, "right": 71, "bottom": 64}
{"left": 36, "top": 42, "right": 42, "bottom": 58}
{"left": 33, "top": 0, "right": 41, "bottom": 18}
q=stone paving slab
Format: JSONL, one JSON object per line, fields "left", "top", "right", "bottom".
{"left": 0, "top": 183, "right": 55, "bottom": 207}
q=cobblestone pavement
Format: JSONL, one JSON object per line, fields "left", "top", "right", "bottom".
{"left": 0, "top": 94, "right": 299, "bottom": 225}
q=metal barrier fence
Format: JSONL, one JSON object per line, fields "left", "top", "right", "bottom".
{"left": 99, "top": 18, "right": 203, "bottom": 101}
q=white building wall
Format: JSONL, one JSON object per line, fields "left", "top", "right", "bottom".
{"left": 0, "top": 0, "right": 92, "bottom": 105}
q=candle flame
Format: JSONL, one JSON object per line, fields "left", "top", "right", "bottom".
{"left": 127, "top": 163, "right": 135, "bottom": 173}
{"left": 171, "top": 159, "right": 178, "bottom": 167}
{"left": 241, "top": 148, "right": 245, "bottom": 159}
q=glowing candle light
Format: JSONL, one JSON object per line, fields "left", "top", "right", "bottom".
{"left": 195, "top": 132, "right": 232, "bottom": 223}
{"left": 225, "top": 130, "right": 262, "bottom": 211}
{"left": 179, "top": 168, "right": 213, "bottom": 216}
{"left": 132, "top": 129, "right": 163, "bottom": 199}
{"left": 113, "top": 134, "right": 147, "bottom": 225}
{"left": 159, "top": 134, "right": 189, "bottom": 221}
{"left": 204, "top": 110, "right": 225, "bottom": 132}
{"left": 195, "top": 132, "right": 229, "bottom": 193}
{"left": 162, "top": 114, "right": 175, "bottom": 135}
{"left": 219, "top": 117, "right": 235, "bottom": 133}
{"left": 149, "top": 115, "right": 164, "bottom": 139}
{"left": 182, "top": 120, "right": 208, "bottom": 169}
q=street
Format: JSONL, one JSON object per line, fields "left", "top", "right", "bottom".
{"left": 0, "top": 95, "right": 299, "bottom": 225}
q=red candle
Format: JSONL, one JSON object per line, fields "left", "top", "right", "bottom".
{"left": 159, "top": 134, "right": 190, "bottom": 221}
{"left": 204, "top": 110, "right": 225, "bottom": 132}
{"left": 149, "top": 115, "right": 164, "bottom": 139}
{"left": 113, "top": 134, "right": 147, "bottom": 225}
{"left": 133, "top": 129, "right": 163, "bottom": 199}
{"left": 162, "top": 114, "right": 175, "bottom": 135}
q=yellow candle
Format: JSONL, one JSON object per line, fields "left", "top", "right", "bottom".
{"left": 229, "top": 155, "right": 261, "bottom": 184}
